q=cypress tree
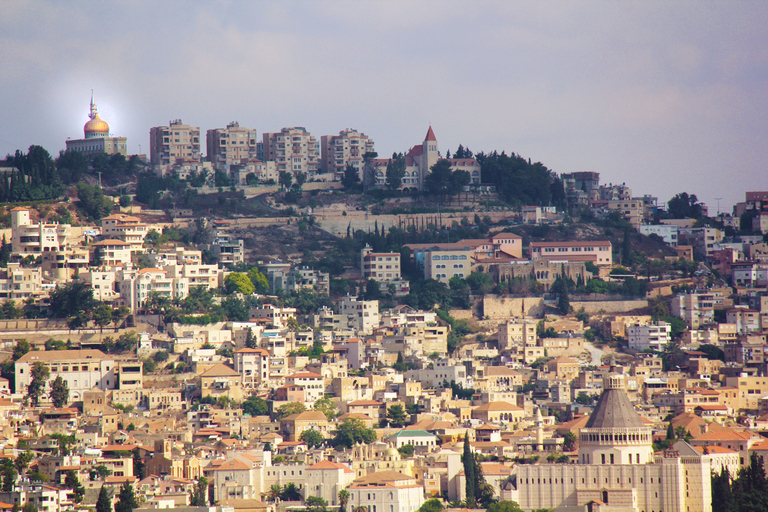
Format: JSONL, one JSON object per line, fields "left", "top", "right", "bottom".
{"left": 666, "top": 421, "right": 674, "bottom": 440}
{"left": 96, "top": 486, "right": 111, "bottom": 512}
{"left": 462, "top": 431, "right": 476, "bottom": 506}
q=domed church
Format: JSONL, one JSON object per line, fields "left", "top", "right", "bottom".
{"left": 65, "top": 91, "right": 127, "bottom": 156}
{"left": 505, "top": 373, "right": 714, "bottom": 512}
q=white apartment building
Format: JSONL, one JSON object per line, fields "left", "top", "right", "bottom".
{"left": 163, "top": 262, "right": 223, "bottom": 290}
{"left": 285, "top": 371, "right": 325, "bottom": 403}
{"left": 117, "top": 267, "right": 188, "bottom": 311}
{"left": 347, "top": 472, "right": 425, "bottom": 512}
{"left": 11, "top": 207, "right": 70, "bottom": 257}
{"left": 726, "top": 307, "right": 760, "bottom": 334}
{"left": 149, "top": 119, "right": 201, "bottom": 172}
{"left": 638, "top": 224, "right": 679, "bottom": 247}
{"left": 78, "top": 269, "right": 119, "bottom": 302}
{"left": 405, "top": 358, "right": 470, "bottom": 388}
{"left": 627, "top": 322, "right": 672, "bottom": 351}
{"left": 497, "top": 319, "right": 538, "bottom": 351}
{"left": 234, "top": 348, "right": 270, "bottom": 388}
{"left": 529, "top": 240, "right": 613, "bottom": 266}
{"left": 250, "top": 304, "right": 297, "bottom": 328}
{"left": 101, "top": 214, "right": 149, "bottom": 251}
{"left": 14, "top": 349, "right": 137, "bottom": 403}
{"left": 92, "top": 239, "right": 133, "bottom": 266}
{"left": 671, "top": 293, "right": 715, "bottom": 329}
{"left": 261, "top": 127, "right": 319, "bottom": 176}
{"left": 206, "top": 121, "right": 259, "bottom": 168}
{"left": 0, "top": 263, "right": 43, "bottom": 301}
{"left": 146, "top": 247, "right": 203, "bottom": 267}
{"left": 320, "top": 129, "right": 375, "bottom": 179}
{"left": 339, "top": 296, "right": 380, "bottom": 335}
{"left": 361, "top": 245, "right": 401, "bottom": 282}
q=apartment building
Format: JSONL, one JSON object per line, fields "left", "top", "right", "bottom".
{"left": 234, "top": 348, "right": 270, "bottom": 388}
{"left": 285, "top": 371, "right": 325, "bottom": 404}
{"left": 678, "top": 227, "right": 723, "bottom": 259}
{"left": 529, "top": 240, "right": 613, "bottom": 266}
{"left": 671, "top": 293, "right": 715, "bottom": 329}
{"left": 92, "top": 239, "right": 133, "bottom": 266}
{"left": 627, "top": 322, "right": 672, "bottom": 351}
{"left": 207, "top": 233, "right": 245, "bottom": 266}
{"left": 101, "top": 214, "right": 149, "bottom": 251}
{"left": 0, "top": 263, "right": 43, "bottom": 301}
{"left": 163, "top": 262, "right": 223, "bottom": 290}
{"left": 117, "top": 267, "right": 188, "bottom": 311}
{"left": 14, "top": 349, "right": 138, "bottom": 403}
{"left": 261, "top": 127, "right": 319, "bottom": 176}
{"left": 78, "top": 269, "right": 119, "bottom": 302}
{"left": 250, "top": 304, "right": 297, "bottom": 328}
{"left": 149, "top": 119, "right": 201, "bottom": 172}
{"left": 146, "top": 247, "right": 203, "bottom": 267}
{"left": 11, "top": 207, "right": 71, "bottom": 257}
{"left": 497, "top": 319, "right": 538, "bottom": 351}
{"left": 206, "top": 121, "right": 258, "bottom": 168}
{"left": 726, "top": 307, "right": 760, "bottom": 333}
{"left": 638, "top": 224, "right": 678, "bottom": 246}
{"left": 320, "top": 129, "right": 375, "bottom": 179}
{"left": 361, "top": 245, "right": 401, "bottom": 282}
{"left": 40, "top": 247, "right": 89, "bottom": 281}
{"left": 339, "top": 296, "right": 380, "bottom": 335}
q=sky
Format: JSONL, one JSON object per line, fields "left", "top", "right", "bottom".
{"left": 1, "top": 1, "right": 766, "bottom": 214}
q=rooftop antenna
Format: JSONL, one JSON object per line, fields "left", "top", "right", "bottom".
{"left": 715, "top": 197, "right": 722, "bottom": 215}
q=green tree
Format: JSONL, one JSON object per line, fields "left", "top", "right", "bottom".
{"left": 666, "top": 421, "right": 675, "bottom": 440}
{"left": 247, "top": 268, "right": 269, "bottom": 293}
{"left": 76, "top": 183, "right": 114, "bottom": 220}
{"left": 417, "top": 499, "right": 443, "bottom": 512}
{"left": 314, "top": 397, "right": 339, "bottom": 420}
{"left": 189, "top": 477, "right": 209, "bottom": 506}
{"left": 385, "top": 155, "right": 406, "bottom": 190}
{"left": 485, "top": 502, "right": 524, "bottom": 512}
{"left": 114, "top": 482, "right": 138, "bottom": 512}
{"left": 49, "top": 375, "right": 69, "bottom": 408}
{"left": 133, "top": 448, "right": 145, "bottom": 480}
{"left": 338, "top": 489, "right": 351, "bottom": 512}
{"left": 306, "top": 496, "right": 327, "bottom": 512}
{"left": 92, "top": 304, "right": 113, "bottom": 332}
{"left": 333, "top": 418, "right": 376, "bottom": 449}
{"left": 49, "top": 281, "right": 96, "bottom": 318}
{"left": 667, "top": 192, "right": 704, "bottom": 219}
{"left": 27, "top": 362, "right": 50, "bottom": 406}
{"left": 64, "top": 470, "right": 85, "bottom": 503}
{"left": 279, "top": 171, "right": 293, "bottom": 190}
{"left": 299, "top": 429, "right": 325, "bottom": 449}
{"left": 14, "top": 451, "right": 32, "bottom": 476}
{"left": 242, "top": 396, "right": 269, "bottom": 416}
{"left": 462, "top": 432, "right": 476, "bottom": 507}
{"left": 341, "top": 163, "right": 361, "bottom": 190}
{"left": 386, "top": 404, "right": 407, "bottom": 428}
{"left": 96, "top": 485, "right": 112, "bottom": 512}
{"left": 1, "top": 460, "right": 16, "bottom": 492}
{"left": 281, "top": 482, "right": 302, "bottom": 501}
{"left": 562, "top": 432, "right": 576, "bottom": 451}
{"left": 276, "top": 402, "right": 306, "bottom": 420}
{"left": 425, "top": 160, "right": 453, "bottom": 202}
{"left": 225, "top": 272, "right": 256, "bottom": 295}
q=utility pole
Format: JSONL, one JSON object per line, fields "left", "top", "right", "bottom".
{"left": 715, "top": 197, "right": 722, "bottom": 216}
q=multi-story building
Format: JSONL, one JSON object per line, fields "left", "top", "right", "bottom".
{"left": 15, "top": 349, "right": 140, "bottom": 403}
{"left": 234, "top": 348, "right": 270, "bottom": 388}
{"left": 250, "top": 304, "right": 297, "bottom": 328}
{"left": 206, "top": 121, "right": 258, "bottom": 168}
{"left": 671, "top": 293, "right": 715, "bottom": 329}
{"left": 361, "top": 245, "right": 401, "bottom": 282}
{"left": 726, "top": 307, "right": 760, "bottom": 333}
{"left": 65, "top": 93, "right": 127, "bottom": 157}
{"left": 101, "top": 214, "right": 149, "bottom": 252}
{"left": 627, "top": 322, "right": 672, "bottom": 351}
{"left": 149, "top": 119, "right": 201, "bottom": 172}
{"left": 678, "top": 226, "right": 723, "bottom": 259}
{"left": 0, "top": 263, "right": 43, "bottom": 301}
{"left": 339, "top": 296, "right": 379, "bottom": 335}
{"left": 11, "top": 207, "right": 71, "bottom": 257}
{"left": 92, "top": 239, "right": 133, "bottom": 266}
{"left": 78, "top": 269, "right": 120, "bottom": 302}
{"left": 284, "top": 371, "right": 325, "bottom": 404}
{"left": 497, "top": 319, "right": 538, "bottom": 351}
{"left": 529, "top": 240, "right": 613, "bottom": 266}
{"left": 320, "top": 129, "right": 375, "bottom": 180}
{"left": 261, "top": 127, "right": 319, "bottom": 176}
{"left": 638, "top": 224, "right": 678, "bottom": 246}
{"left": 347, "top": 471, "right": 425, "bottom": 512}
{"left": 207, "top": 233, "right": 244, "bottom": 266}
{"left": 117, "top": 267, "right": 188, "bottom": 311}
{"left": 492, "top": 258, "right": 589, "bottom": 291}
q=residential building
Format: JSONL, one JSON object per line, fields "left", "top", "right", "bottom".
{"left": 347, "top": 471, "right": 425, "bottom": 512}
{"left": 261, "top": 127, "right": 319, "bottom": 176}
{"left": 234, "top": 348, "right": 270, "bottom": 388}
{"left": 14, "top": 349, "right": 133, "bottom": 403}
{"left": 529, "top": 240, "right": 613, "bottom": 266}
{"left": 92, "top": 239, "right": 132, "bottom": 266}
{"left": 117, "top": 267, "right": 187, "bottom": 311}
{"left": 627, "top": 322, "right": 672, "bottom": 351}
{"left": 320, "top": 129, "right": 375, "bottom": 179}
{"left": 726, "top": 307, "right": 761, "bottom": 333}
{"left": 671, "top": 293, "right": 715, "bottom": 329}
{"left": 149, "top": 119, "right": 201, "bottom": 172}
{"left": 280, "top": 410, "right": 329, "bottom": 441}
{"left": 497, "top": 320, "right": 537, "bottom": 351}
{"left": 206, "top": 122, "right": 258, "bottom": 168}
{"left": 638, "top": 224, "right": 678, "bottom": 246}
{"left": 208, "top": 232, "right": 245, "bottom": 266}
{"left": 0, "top": 263, "right": 43, "bottom": 301}
{"left": 285, "top": 371, "right": 325, "bottom": 404}
{"left": 101, "top": 214, "right": 149, "bottom": 251}
{"left": 339, "top": 296, "right": 379, "bottom": 335}
{"left": 412, "top": 245, "right": 472, "bottom": 283}
{"left": 65, "top": 93, "right": 127, "bottom": 156}
{"left": 11, "top": 207, "right": 71, "bottom": 257}
{"left": 200, "top": 363, "right": 243, "bottom": 401}
{"left": 250, "top": 305, "right": 297, "bottom": 328}
{"left": 305, "top": 461, "right": 356, "bottom": 505}
{"left": 361, "top": 245, "right": 401, "bottom": 282}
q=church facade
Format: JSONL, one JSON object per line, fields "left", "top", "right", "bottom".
{"left": 504, "top": 375, "right": 713, "bottom": 512}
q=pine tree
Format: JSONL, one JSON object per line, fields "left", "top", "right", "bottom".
{"left": 96, "top": 485, "right": 111, "bottom": 512}
{"left": 462, "top": 431, "right": 476, "bottom": 506}
{"left": 114, "top": 482, "right": 138, "bottom": 512}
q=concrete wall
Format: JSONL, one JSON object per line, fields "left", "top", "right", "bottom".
{"left": 482, "top": 296, "right": 545, "bottom": 319}
{"left": 570, "top": 299, "right": 648, "bottom": 314}
{"left": 449, "top": 309, "right": 474, "bottom": 320}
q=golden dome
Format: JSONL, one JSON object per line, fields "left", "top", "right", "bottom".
{"left": 84, "top": 113, "right": 109, "bottom": 137}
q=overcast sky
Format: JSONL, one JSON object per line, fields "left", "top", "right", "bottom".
{"left": 1, "top": 1, "right": 766, "bottom": 213}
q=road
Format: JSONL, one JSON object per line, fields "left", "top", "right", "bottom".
{"left": 583, "top": 342, "right": 604, "bottom": 366}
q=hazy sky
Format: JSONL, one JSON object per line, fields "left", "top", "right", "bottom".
{"left": 2, "top": 1, "right": 766, "bottom": 213}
